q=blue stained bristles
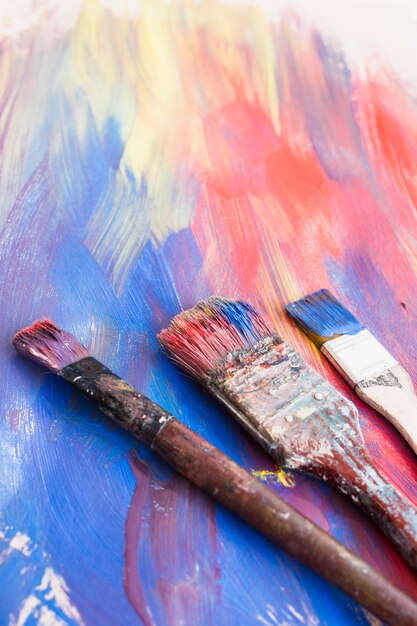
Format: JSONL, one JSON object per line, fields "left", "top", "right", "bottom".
{"left": 285, "top": 289, "right": 364, "bottom": 339}
{"left": 212, "top": 298, "right": 260, "bottom": 342}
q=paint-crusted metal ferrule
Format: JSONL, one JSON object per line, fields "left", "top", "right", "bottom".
{"left": 59, "top": 357, "right": 173, "bottom": 446}
{"left": 207, "top": 335, "right": 358, "bottom": 468}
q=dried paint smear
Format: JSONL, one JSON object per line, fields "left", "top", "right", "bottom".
{"left": 1, "top": 1, "right": 417, "bottom": 625}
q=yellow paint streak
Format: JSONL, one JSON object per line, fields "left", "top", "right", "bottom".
{"left": 252, "top": 468, "right": 296, "bottom": 488}
{"left": 62, "top": 0, "right": 283, "bottom": 291}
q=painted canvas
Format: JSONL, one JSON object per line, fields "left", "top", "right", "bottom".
{"left": 1, "top": 1, "right": 417, "bottom": 624}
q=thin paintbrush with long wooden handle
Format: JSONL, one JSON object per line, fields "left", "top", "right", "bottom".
{"left": 158, "top": 297, "right": 417, "bottom": 573}
{"left": 286, "top": 288, "right": 417, "bottom": 455}
{"left": 12, "top": 320, "right": 417, "bottom": 626}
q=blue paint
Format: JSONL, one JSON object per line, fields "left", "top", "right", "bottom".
{"left": 286, "top": 289, "right": 364, "bottom": 339}
{"left": 50, "top": 97, "right": 112, "bottom": 229}
{"left": 211, "top": 298, "right": 269, "bottom": 344}
{"left": 103, "top": 116, "right": 124, "bottom": 170}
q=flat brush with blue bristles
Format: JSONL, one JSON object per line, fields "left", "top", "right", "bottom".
{"left": 286, "top": 289, "right": 417, "bottom": 456}
{"left": 158, "top": 297, "right": 417, "bottom": 570}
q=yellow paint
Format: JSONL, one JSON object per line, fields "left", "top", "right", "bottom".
{"left": 252, "top": 468, "right": 296, "bottom": 488}
{"left": 60, "top": 0, "right": 283, "bottom": 291}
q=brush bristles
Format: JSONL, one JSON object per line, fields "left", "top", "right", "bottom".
{"left": 13, "top": 320, "right": 90, "bottom": 372}
{"left": 157, "top": 297, "right": 275, "bottom": 380}
{"left": 285, "top": 289, "right": 364, "bottom": 343}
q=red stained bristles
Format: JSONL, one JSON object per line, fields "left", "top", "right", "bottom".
{"left": 12, "top": 320, "right": 90, "bottom": 372}
{"left": 157, "top": 297, "right": 275, "bottom": 380}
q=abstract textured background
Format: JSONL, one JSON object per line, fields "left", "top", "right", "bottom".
{"left": 1, "top": 1, "right": 417, "bottom": 624}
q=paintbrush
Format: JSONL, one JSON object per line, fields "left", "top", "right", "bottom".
{"left": 158, "top": 297, "right": 417, "bottom": 573}
{"left": 286, "top": 289, "right": 417, "bottom": 455}
{"left": 11, "top": 321, "right": 417, "bottom": 626}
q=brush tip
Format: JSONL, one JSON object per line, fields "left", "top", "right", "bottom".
{"left": 285, "top": 289, "right": 364, "bottom": 343}
{"left": 13, "top": 320, "right": 90, "bottom": 372}
{"left": 158, "top": 296, "right": 276, "bottom": 379}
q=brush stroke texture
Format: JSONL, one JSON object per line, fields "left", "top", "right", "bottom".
{"left": 1, "top": 1, "right": 417, "bottom": 625}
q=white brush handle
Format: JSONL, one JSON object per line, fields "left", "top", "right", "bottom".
{"left": 356, "top": 364, "right": 417, "bottom": 455}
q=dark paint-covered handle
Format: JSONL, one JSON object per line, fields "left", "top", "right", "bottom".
{"left": 59, "top": 358, "right": 417, "bottom": 625}
{"left": 60, "top": 357, "right": 173, "bottom": 445}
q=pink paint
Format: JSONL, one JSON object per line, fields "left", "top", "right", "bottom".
{"left": 124, "top": 455, "right": 155, "bottom": 626}
{"left": 125, "top": 454, "right": 220, "bottom": 626}
{"left": 150, "top": 478, "right": 220, "bottom": 626}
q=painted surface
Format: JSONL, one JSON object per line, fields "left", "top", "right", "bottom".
{"left": 1, "top": 1, "right": 417, "bottom": 625}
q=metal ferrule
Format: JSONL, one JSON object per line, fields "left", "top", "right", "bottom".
{"left": 321, "top": 329, "right": 398, "bottom": 387}
{"left": 59, "top": 357, "right": 173, "bottom": 446}
{"left": 209, "top": 336, "right": 352, "bottom": 465}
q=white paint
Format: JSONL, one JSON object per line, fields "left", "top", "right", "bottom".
{"left": 256, "top": 616, "right": 274, "bottom": 626}
{"left": 222, "top": 0, "right": 417, "bottom": 85}
{"left": 11, "top": 595, "right": 41, "bottom": 626}
{"left": 0, "top": 531, "right": 33, "bottom": 564}
{"left": 36, "top": 567, "right": 85, "bottom": 625}
{"left": 10, "top": 568, "right": 85, "bottom": 626}
{"left": 322, "top": 329, "right": 398, "bottom": 386}
{"left": 3, "top": 527, "right": 85, "bottom": 626}
{"left": 10, "top": 532, "right": 32, "bottom": 557}
{"left": 37, "top": 606, "right": 68, "bottom": 626}
{"left": 288, "top": 604, "right": 306, "bottom": 622}
{"left": 257, "top": 602, "right": 312, "bottom": 626}
{"left": 11, "top": 596, "right": 69, "bottom": 626}
{"left": 0, "top": 0, "right": 82, "bottom": 36}
{"left": 101, "top": 0, "right": 143, "bottom": 18}
{"left": 265, "top": 604, "right": 279, "bottom": 624}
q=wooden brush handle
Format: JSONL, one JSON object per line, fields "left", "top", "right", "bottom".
{"left": 152, "top": 420, "right": 417, "bottom": 626}
{"left": 356, "top": 364, "right": 417, "bottom": 455}
{"left": 59, "top": 358, "right": 417, "bottom": 625}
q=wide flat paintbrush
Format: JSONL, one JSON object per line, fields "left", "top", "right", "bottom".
{"left": 14, "top": 322, "right": 417, "bottom": 625}
{"left": 286, "top": 289, "right": 417, "bottom": 455}
{"left": 158, "top": 297, "right": 417, "bottom": 573}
